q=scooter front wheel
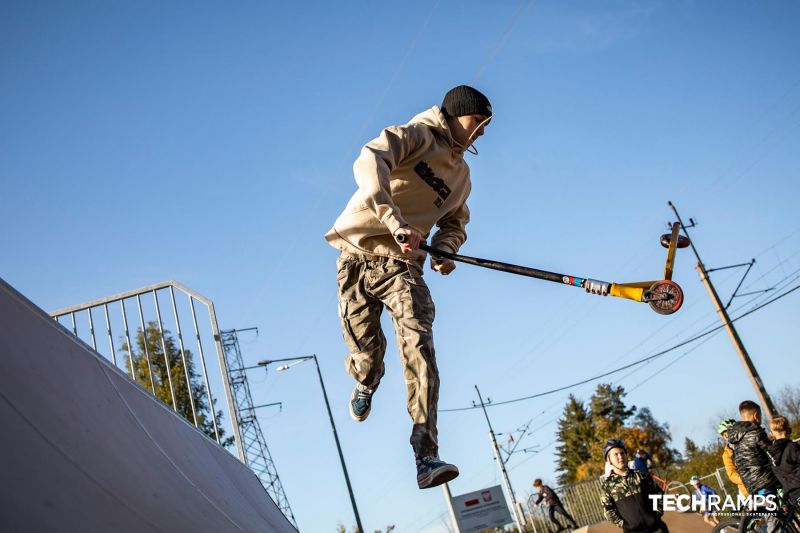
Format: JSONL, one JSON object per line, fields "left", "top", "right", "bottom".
{"left": 644, "top": 280, "right": 684, "bottom": 315}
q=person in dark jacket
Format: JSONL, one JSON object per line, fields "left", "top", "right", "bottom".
{"left": 600, "top": 439, "right": 668, "bottom": 533}
{"left": 727, "top": 400, "right": 780, "bottom": 495}
{"left": 769, "top": 416, "right": 800, "bottom": 506}
{"left": 533, "top": 478, "right": 578, "bottom": 531}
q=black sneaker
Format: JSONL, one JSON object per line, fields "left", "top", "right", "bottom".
{"left": 349, "top": 385, "right": 373, "bottom": 422}
{"left": 416, "top": 456, "right": 459, "bottom": 489}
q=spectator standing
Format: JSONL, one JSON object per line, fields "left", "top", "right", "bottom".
{"left": 600, "top": 439, "right": 669, "bottom": 533}
{"left": 768, "top": 416, "right": 800, "bottom": 507}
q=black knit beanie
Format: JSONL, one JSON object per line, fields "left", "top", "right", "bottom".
{"left": 441, "top": 85, "right": 492, "bottom": 118}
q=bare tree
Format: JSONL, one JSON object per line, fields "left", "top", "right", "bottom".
{"left": 776, "top": 384, "right": 800, "bottom": 432}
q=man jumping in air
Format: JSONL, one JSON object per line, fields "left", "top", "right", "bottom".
{"left": 325, "top": 85, "right": 492, "bottom": 489}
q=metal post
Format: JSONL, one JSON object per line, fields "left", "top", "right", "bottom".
{"left": 153, "top": 290, "right": 178, "bottom": 411}
{"left": 311, "top": 355, "right": 364, "bottom": 533}
{"left": 207, "top": 301, "right": 244, "bottom": 462}
{"left": 475, "top": 385, "right": 525, "bottom": 532}
{"left": 120, "top": 300, "right": 136, "bottom": 382}
{"left": 188, "top": 296, "right": 221, "bottom": 444}
{"left": 715, "top": 468, "right": 729, "bottom": 499}
{"left": 169, "top": 286, "right": 198, "bottom": 426}
{"left": 528, "top": 494, "right": 540, "bottom": 533}
{"left": 87, "top": 308, "right": 97, "bottom": 351}
{"left": 136, "top": 294, "right": 157, "bottom": 395}
{"left": 669, "top": 201, "right": 778, "bottom": 420}
{"left": 103, "top": 304, "right": 117, "bottom": 366}
{"left": 516, "top": 501, "right": 529, "bottom": 531}
{"left": 442, "top": 483, "right": 461, "bottom": 532}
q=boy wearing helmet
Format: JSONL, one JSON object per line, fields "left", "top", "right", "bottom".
{"left": 600, "top": 439, "right": 669, "bottom": 532}
{"left": 326, "top": 85, "right": 492, "bottom": 489}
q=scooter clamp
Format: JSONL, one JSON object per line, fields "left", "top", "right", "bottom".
{"left": 584, "top": 279, "right": 610, "bottom": 296}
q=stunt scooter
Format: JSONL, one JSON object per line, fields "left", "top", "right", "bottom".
{"left": 398, "top": 222, "right": 689, "bottom": 315}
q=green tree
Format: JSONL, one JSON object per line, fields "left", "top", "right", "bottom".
{"left": 120, "top": 321, "right": 232, "bottom": 447}
{"left": 556, "top": 383, "right": 678, "bottom": 482}
{"left": 589, "top": 383, "right": 636, "bottom": 434}
{"left": 582, "top": 383, "right": 637, "bottom": 476}
{"left": 555, "top": 395, "right": 594, "bottom": 484}
{"left": 631, "top": 407, "right": 681, "bottom": 468}
{"left": 665, "top": 437, "right": 725, "bottom": 489}
{"left": 684, "top": 437, "right": 700, "bottom": 461}
{"left": 777, "top": 384, "right": 800, "bottom": 435}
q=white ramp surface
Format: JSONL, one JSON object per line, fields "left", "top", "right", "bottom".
{"left": 0, "top": 278, "right": 296, "bottom": 533}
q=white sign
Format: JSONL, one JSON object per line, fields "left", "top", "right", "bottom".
{"left": 451, "top": 485, "right": 513, "bottom": 533}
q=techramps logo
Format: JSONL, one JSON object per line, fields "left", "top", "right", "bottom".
{"left": 649, "top": 494, "right": 779, "bottom": 516}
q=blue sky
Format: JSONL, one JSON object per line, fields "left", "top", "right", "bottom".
{"left": 2, "top": 1, "right": 799, "bottom": 531}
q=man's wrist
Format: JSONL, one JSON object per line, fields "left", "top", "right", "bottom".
{"left": 383, "top": 213, "right": 407, "bottom": 235}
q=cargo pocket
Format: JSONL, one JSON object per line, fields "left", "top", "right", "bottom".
{"left": 336, "top": 258, "right": 363, "bottom": 352}
{"left": 402, "top": 262, "right": 435, "bottom": 324}
{"left": 337, "top": 297, "right": 362, "bottom": 352}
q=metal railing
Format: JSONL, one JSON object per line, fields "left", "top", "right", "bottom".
{"left": 665, "top": 468, "right": 737, "bottom": 500}
{"left": 50, "top": 281, "right": 244, "bottom": 462}
{"left": 523, "top": 467, "right": 737, "bottom": 531}
{"left": 525, "top": 477, "right": 606, "bottom": 531}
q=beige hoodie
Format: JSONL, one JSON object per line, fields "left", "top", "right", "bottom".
{"left": 325, "top": 106, "right": 471, "bottom": 261}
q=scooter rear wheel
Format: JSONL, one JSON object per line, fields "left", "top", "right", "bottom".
{"left": 660, "top": 233, "right": 691, "bottom": 249}
{"left": 645, "top": 280, "right": 684, "bottom": 315}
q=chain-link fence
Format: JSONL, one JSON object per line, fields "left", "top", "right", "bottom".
{"left": 524, "top": 477, "right": 606, "bottom": 532}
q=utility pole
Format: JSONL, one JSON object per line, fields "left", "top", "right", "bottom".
{"left": 475, "top": 385, "right": 526, "bottom": 532}
{"left": 258, "top": 355, "right": 364, "bottom": 533}
{"left": 220, "top": 328, "right": 297, "bottom": 527}
{"left": 668, "top": 202, "right": 778, "bottom": 420}
{"left": 442, "top": 483, "right": 460, "bottom": 533}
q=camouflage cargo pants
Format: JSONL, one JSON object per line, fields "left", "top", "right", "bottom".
{"left": 336, "top": 252, "right": 439, "bottom": 459}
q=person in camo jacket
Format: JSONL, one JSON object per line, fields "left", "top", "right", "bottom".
{"left": 600, "top": 439, "right": 668, "bottom": 533}
{"left": 325, "top": 85, "right": 492, "bottom": 489}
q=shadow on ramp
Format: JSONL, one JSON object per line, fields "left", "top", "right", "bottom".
{"left": 0, "top": 278, "right": 296, "bottom": 532}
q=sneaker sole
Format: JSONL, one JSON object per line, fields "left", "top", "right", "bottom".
{"left": 417, "top": 464, "right": 459, "bottom": 489}
{"left": 349, "top": 389, "right": 370, "bottom": 422}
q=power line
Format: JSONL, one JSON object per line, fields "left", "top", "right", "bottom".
{"left": 473, "top": 0, "right": 536, "bottom": 83}
{"left": 440, "top": 281, "right": 800, "bottom": 413}
{"left": 603, "top": 242, "right": 800, "bottom": 383}
{"left": 625, "top": 330, "right": 722, "bottom": 394}
{"left": 356, "top": 0, "right": 441, "bottom": 141}
{"left": 477, "top": 263, "right": 800, "bottom": 475}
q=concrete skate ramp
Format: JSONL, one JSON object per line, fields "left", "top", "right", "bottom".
{"left": 576, "top": 511, "right": 714, "bottom": 532}
{"left": 0, "top": 278, "right": 296, "bottom": 532}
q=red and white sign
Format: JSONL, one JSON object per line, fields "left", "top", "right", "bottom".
{"left": 450, "top": 485, "right": 512, "bottom": 533}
